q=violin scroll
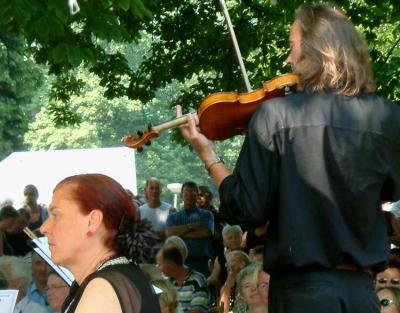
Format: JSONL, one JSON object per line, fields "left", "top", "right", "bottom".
{"left": 123, "top": 127, "right": 158, "bottom": 151}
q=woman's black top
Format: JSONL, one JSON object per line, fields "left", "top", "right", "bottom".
{"left": 62, "top": 262, "right": 161, "bottom": 313}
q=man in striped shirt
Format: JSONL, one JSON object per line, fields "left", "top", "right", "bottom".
{"left": 157, "top": 246, "right": 210, "bottom": 313}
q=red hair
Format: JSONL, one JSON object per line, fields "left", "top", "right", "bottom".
{"left": 54, "top": 174, "right": 138, "bottom": 250}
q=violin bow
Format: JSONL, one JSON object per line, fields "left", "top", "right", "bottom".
{"left": 218, "top": 0, "right": 252, "bottom": 92}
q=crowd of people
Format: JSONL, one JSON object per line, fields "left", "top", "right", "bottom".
{"left": 1, "top": 177, "right": 400, "bottom": 313}
{"left": 0, "top": 177, "right": 270, "bottom": 313}
{"left": 0, "top": 2, "right": 399, "bottom": 313}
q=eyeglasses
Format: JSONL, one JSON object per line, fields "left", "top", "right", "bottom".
{"left": 377, "top": 277, "right": 400, "bottom": 285}
{"left": 242, "top": 282, "right": 269, "bottom": 291}
{"left": 380, "top": 298, "right": 396, "bottom": 307}
{"left": 46, "top": 285, "right": 68, "bottom": 291}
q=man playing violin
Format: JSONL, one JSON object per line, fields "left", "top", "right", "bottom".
{"left": 178, "top": 3, "right": 400, "bottom": 313}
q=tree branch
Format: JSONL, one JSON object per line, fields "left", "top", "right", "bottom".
{"left": 384, "top": 35, "right": 400, "bottom": 64}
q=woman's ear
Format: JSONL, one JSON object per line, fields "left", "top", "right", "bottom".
{"left": 87, "top": 209, "right": 104, "bottom": 233}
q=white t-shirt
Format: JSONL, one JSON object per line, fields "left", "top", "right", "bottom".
{"left": 139, "top": 201, "right": 172, "bottom": 233}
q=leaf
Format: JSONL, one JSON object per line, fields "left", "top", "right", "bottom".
{"left": 101, "top": 0, "right": 111, "bottom": 8}
{"left": 50, "top": 43, "right": 68, "bottom": 64}
{"left": 67, "top": 47, "right": 84, "bottom": 67}
{"left": 117, "top": 0, "right": 131, "bottom": 11}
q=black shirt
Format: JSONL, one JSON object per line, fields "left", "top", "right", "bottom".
{"left": 62, "top": 262, "right": 161, "bottom": 313}
{"left": 219, "top": 92, "right": 400, "bottom": 275}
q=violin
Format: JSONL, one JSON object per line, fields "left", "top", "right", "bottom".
{"left": 123, "top": 73, "right": 301, "bottom": 150}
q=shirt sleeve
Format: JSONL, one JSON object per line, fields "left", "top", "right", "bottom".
{"left": 219, "top": 103, "right": 280, "bottom": 227}
{"left": 166, "top": 212, "right": 176, "bottom": 227}
{"left": 201, "top": 211, "right": 214, "bottom": 234}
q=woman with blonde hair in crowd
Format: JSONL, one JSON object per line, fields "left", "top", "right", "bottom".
{"left": 234, "top": 263, "right": 269, "bottom": 313}
{"left": 153, "top": 279, "right": 179, "bottom": 313}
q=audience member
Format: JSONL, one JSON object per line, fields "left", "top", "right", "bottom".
{"left": 46, "top": 272, "right": 70, "bottom": 313}
{"left": 0, "top": 198, "right": 13, "bottom": 208}
{"left": 376, "top": 258, "right": 400, "bottom": 290}
{"left": 153, "top": 279, "right": 179, "bottom": 313}
{"left": 2, "top": 208, "right": 32, "bottom": 257}
{"left": 125, "top": 188, "right": 144, "bottom": 208}
{"left": 235, "top": 262, "right": 269, "bottom": 313}
{"left": 198, "top": 186, "right": 225, "bottom": 282}
{"left": 21, "top": 184, "right": 48, "bottom": 231}
{"left": 208, "top": 224, "right": 243, "bottom": 306}
{"left": 166, "top": 181, "right": 214, "bottom": 276}
{"left": 249, "top": 246, "right": 264, "bottom": 264}
{"left": 0, "top": 256, "right": 48, "bottom": 313}
{"left": 0, "top": 206, "right": 19, "bottom": 255}
{"left": 377, "top": 286, "right": 400, "bottom": 313}
{"left": 197, "top": 186, "right": 220, "bottom": 222}
{"left": 139, "top": 263, "right": 179, "bottom": 313}
{"left": 157, "top": 246, "right": 210, "bottom": 313}
{"left": 140, "top": 178, "right": 173, "bottom": 248}
{"left": 220, "top": 250, "right": 250, "bottom": 313}
{"left": 164, "top": 235, "right": 189, "bottom": 264}
{"left": 27, "top": 252, "right": 53, "bottom": 312}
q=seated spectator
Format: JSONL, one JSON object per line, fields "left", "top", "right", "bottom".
{"left": 249, "top": 246, "right": 264, "bottom": 263}
{"left": 220, "top": 250, "right": 251, "bottom": 313}
{"left": 376, "top": 257, "right": 400, "bottom": 290}
{"left": 157, "top": 246, "right": 210, "bottom": 313}
{"left": 20, "top": 184, "right": 48, "bottom": 231}
{"left": 376, "top": 286, "right": 400, "bottom": 313}
{"left": 164, "top": 236, "right": 189, "bottom": 264}
{"left": 166, "top": 181, "right": 214, "bottom": 277}
{"left": 208, "top": 225, "right": 243, "bottom": 306}
{"left": 234, "top": 262, "right": 269, "bottom": 313}
{"left": 139, "top": 263, "right": 179, "bottom": 313}
{"left": 0, "top": 255, "right": 48, "bottom": 313}
{"left": 46, "top": 272, "right": 70, "bottom": 313}
{"left": 0, "top": 206, "right": 19, "bottom": 255}
{"left": 27, "top": 252, "right": 53, "bottom": 312}
{"left": 153, "top": 279, "right": 179, "bottom": 313}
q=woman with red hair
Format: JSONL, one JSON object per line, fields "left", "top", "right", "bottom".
{"left": 40, "top": 173, "right": 160, "bottom": 313}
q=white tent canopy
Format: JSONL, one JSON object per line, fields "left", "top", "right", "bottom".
{"left": 0, "top": 147, "right": 137, "bottom": 208}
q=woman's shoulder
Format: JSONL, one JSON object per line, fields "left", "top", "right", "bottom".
{"left": 75, "top": 277, "right": 123, "bottom": 313}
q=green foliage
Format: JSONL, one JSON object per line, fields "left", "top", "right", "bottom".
{"left": 19, "top": 1, "right": 399, "bottom": 202}
{"left": 23, "top": 65, "right": 243, "bottom": 201}
{"left": 1, "top": 0, "right": 398, "bottom": 128}
{"left": 0, "top": 32, "right": 43, "bottom": 160}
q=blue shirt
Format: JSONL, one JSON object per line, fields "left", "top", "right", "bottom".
{"left": 167, "top": 207, "right": 214, "bottom": 258}
{"left": 27, "top": 281, "right": 54, "bottom": 313}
